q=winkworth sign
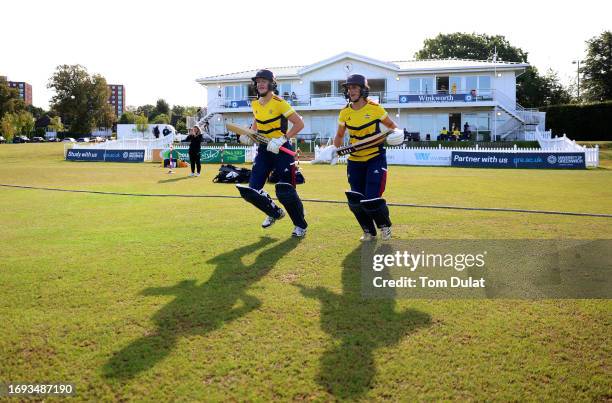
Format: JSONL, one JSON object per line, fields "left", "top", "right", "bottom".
{"left": 451, "top": 151, "right": 586, "bottom": 169}
{"left": 399, "top": 94, "right": 476, "bottom": 103}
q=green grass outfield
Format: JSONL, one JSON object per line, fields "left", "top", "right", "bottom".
{"left": 1, "top": 143, "right": 610, "bottom": 401}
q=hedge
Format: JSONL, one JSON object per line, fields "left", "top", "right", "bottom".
{"left": 540, "top": 101, "right": 612, "bottom": 141}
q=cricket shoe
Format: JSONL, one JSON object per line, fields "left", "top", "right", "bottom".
{"left": 195, "top": 172, "right": 201, "bottom": 177}
{"left": 189, "top": 173, "right": 195, "bottom": 177}
{"left": 360, "top": 232, "right": 376, "bottom": 242}
{"left": 380, "top": 226, "right": 392, "bottom": 241}
{"left": 262, "top": 209, "right": 285, "bottom": 228}
{"left": 291, "top": 226, "right": 307, "bottom": 238}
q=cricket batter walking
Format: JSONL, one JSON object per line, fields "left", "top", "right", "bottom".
{"left": 236, "top": 69, "right": 308, "bottom": 238}
{"left": 332, "top": 74, "right": 404, "bottom": 241}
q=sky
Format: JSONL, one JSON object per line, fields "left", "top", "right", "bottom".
{"left": 1, "top": 0, "right": 610, "bottom": 110}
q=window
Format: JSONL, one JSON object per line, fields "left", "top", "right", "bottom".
{"left": 478, "top": 76, "right": 491, "bottom": 93}
{"left": 477, "top": 114, "right": 490, "bottom": 130}
{"left": 449, "top": 76, "right": 462, "bottom": 93}
{"left": 421, "top": 78, "right": 434, "bottom": 94}
{"left": 408, "top": 78, "right": 420, "bottom": 93}
{"left": 466, "top": 76, "right": 478, "bottom": 92}
{"left": 368, "top": 79, "right": 386, "bottom": 97}
{"left": 278, "top": 82, "right": 292, "bottom": 98}
{"left": 335, "top": 80, "right": 346, "bottom": 95}
{"left": 407, "top": 77, "right": 434, "bottom": 94}
{"left": 311, "top": 81, "right": 332, "bottom": 96}
{"left": 224, "top": 85, "right": 248, "bottom": 100}
{"left": 464, "top": 113, "right": 490, "bottom": 131}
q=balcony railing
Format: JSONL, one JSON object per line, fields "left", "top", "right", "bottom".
{"left": 210, "top": 90, "right": 537, "bottom": 112}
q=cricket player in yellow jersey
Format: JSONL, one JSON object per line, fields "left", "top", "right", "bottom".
{"left": 332, "top": 74, "right": 404, "bottom": 241}
{"left": 236, "top": 69, "right": 308, "bottom": 238}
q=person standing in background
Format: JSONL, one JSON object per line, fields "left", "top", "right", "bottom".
{"left": 185, "top": 126, "right": 203, "bottom": 177}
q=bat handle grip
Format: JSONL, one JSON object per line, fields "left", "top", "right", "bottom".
{"left": 280, "top": 146, "right": 296, "bottom": 157}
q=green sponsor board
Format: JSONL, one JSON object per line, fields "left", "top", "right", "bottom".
{"left": 175, "top": 148, "right": 246, "bottom": 164}
{"left": 221, "top": 149, "right": 246, "bottom": 163}
{"left": 161, "top": 149, "right": 182, "bottom": 160}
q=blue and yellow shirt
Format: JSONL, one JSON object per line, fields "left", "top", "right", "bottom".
{"left": 252, "top": 95, "right": 295, "bottom": 139}
{"left": 338, "top": 100, "right": 388, "bottom": 162}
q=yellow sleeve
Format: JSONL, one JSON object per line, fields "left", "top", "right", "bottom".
{"left": 278, "top": 99, "right": 295, "bottom": 118}
{"left": 376, "top": 104, "right": 388, "bottom": 121}
{"left": 338, "top": 108, "right": 347, "bottom": 126}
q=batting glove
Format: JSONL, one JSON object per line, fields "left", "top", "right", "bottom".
{"left": 386, "top": 129, "right": 404, "bottom": 146}
{"left": 239, "top": 135, "right": 254, "bottom": 145}
{"left": 267, "top": 136, "right": 287, "bottom": 154}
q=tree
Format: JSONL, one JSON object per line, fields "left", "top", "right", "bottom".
{"left": 542, "top": 69, "right": 572, "bottom": 106}
{"left": 26, "top": 104, "right": 46, "bottom": 120}
{"left": 0, "top": 113, "right": 17, "bottom": 141}
{"left": 47, "top": 64, "right": 115, "bottom": 134}
{"left": 183, "top": 106, "right": 200, "bottom": 117}
{"left": 90, "top": 74, "right": 115, "bottom": 129}
{"left": 414, "top": 32, "right": 567, "bottom": 107}
{"left": 15, "top": 111, "right": 35, "bottom": 136}
{"left": 415, "top": 33, "right": 528, "bottom": 62}
{"left": 154, "top": 99, "right": 170, "bottom": 117}
{"left": 175, "top": 119, "right": 187, "bottom": 134}
{"left": 152, "top": 113, "right": 169, "bottom": 124}
{"left": 581, "top": 31, "right": 612, "bottom": 102}
{"left": 119, "top": 111, "right": 137, "bottom": 124}
{"left": 171, "top": 105, "right": 185, "bottom": 117}
{"left": 136, "top": 104, "right": 155, "bottom": 119}
{"left": 0, "top": 77, "right": 26, "bottom": 119}
{"left": 134, "top": 114, "right": 149, "bottom": 138}
{"left": 48, "top": 116, "right": 64, "bottom": 132}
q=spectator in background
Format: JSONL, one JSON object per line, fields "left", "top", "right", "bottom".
{"left": 452, "top": 124, "right": 461, "bottom": 140}
{"left": 291, "top": 91, "right": 297, "bottom": 105}
{"left": 438, "top": 126, "right": 449, "bottom": 141}
{"left": 461, "top": 122, "right": 471, "bottom": 140}
{"left": 185, "top": 126, "right": 203, "bottom": 177}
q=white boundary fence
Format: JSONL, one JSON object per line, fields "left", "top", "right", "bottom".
{"left": 315, "top": 143, "right": 599, "bottom": 168}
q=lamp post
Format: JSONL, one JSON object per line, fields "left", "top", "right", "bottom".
{"left": 572, "top": 59, "right": 583, "bottom": 99}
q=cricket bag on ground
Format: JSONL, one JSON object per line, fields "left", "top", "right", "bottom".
{"left": 213, "top": 164, "right": 251, "bottom": 183}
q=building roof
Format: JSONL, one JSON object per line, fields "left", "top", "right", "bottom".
{"left": 196, "top": 52, "right": 529, "bottom": 84}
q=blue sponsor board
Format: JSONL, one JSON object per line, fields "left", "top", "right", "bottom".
{"left": 66, "top": 149, "right": 144, "bottom": 162}
{"left": 104, "top": 149, "right": 145, "bottom": 162}
{"left": 451, "top": 151, "right": 586, "bottom": 169}
{"left": 228, "top": 100, "right": 250, "bottom": 108}
{"left": 399, "top": 93, "right": 476, "bottom": 103}
{"left": 66, "top": 149, "right": 105, "bottom": 161}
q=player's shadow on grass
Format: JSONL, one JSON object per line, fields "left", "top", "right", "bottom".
{"left": 296, "top": 244, "right": 431, "bottom": 400}
{"left": 103, "top": 236, "right": 299, "bottom": 380}
{"left": 158, "top": 176, "right": 191, "bottom": 184}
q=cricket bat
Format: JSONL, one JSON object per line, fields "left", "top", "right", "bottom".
{"left": 336, "top": 129, "right": 394, "bottom": 156}
{"left": 226, "top": 122, "right": 296, "bottom": 157}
